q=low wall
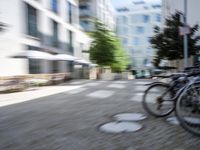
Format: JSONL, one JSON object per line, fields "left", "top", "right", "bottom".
{"left": 0, "top": 73, "right": 72, "bottom": 86}
{"left": 99, "top": 72, "right": 133, "bottom": 80}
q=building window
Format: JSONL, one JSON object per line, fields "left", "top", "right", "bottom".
{"left": 147, "top": 37, "right": 151, "bottom": 44}
{"left": 117, "top": 7, "right": 129, "bottom": 12}
{"left": 69, "top": 30, "right": 73, "bottom": 53}
{"left": 132, "top": 15, "right": 136, "bottom": 23}
{"left": 80, "top": 43, "right": 84, "bottom": 53}
{"left": 136, "top": 26, "right": 144, "bottom": 34}
{"left": 123, "top": 38, "right": 128, "bottom": 45}
{"left": 52, "top": 61, "right": 59, "bottom": 73}
{"left": 79, "top": 5, "right": 89, "bottom": 10}
{"left": 68, "top": 2, "right": 77, "bottom": 24}
{"left": 123, "top": 27, "right": 128, "bottom": 35}
{"left": 116, "top": 26, "right": 123, "bottom": 35}
{"left": 117, "top": 17, "right": 121, "bottom": 24}
{"left": 132, "top": 14, "right": 143, "bottom": 23}
{"left": 68, "top": 61, "right": 74, "bottom": 72}
{"left": 81, "top": 20, "right": 89, "bottom": 26}
{"left": 26, "top": 4, "right": 38, "bottom": 37}
{"left": 80, "top": 20, "right": 90, "bottom": 31}
{"left": 123, "top": 16, "right": 128, "bottom": 24}
{"left": 29, "top": 59, "right": 41, "bottom": 74}
{"left": 144, "top": 6, "right": 149, "bottom": 10}
{"left": 152, "top": 4, "right": 161, "bottom": 9}
{"left": 133, "top": 37, "right": 140, "bottom": 45}
{"left": 132, "top": 49, "right": 135, "bottom": 55}
{"left": 156, "top": 14, "right": 161, "bottom": 22}
{"left": 143, "top": 15, "right": 149, "bottom": 23}
{"left": 51, "top": 0, "right": 58, "bottom": 13}
{"left": 133, "top": 1, "right": 145, "bottom": 5}
{"left": 67, "top": 2, "right": 78, "bottom": 24}
{"left": 68, "top": 2, "right": 72, "bottom": 23}
{"left": 82, "top": 20, "right": 89, "bottom": 25}
{"left": 132, "top": 27, "right": 135, "bottom": 34}
{"left": 117, "top": 16, "right": 123, "bottom": 24}
{"left": 143, "top": 58, "right": 149, "bottom": 66}
{"left": 52, "top": 20, "right": 58, "bottom": 47}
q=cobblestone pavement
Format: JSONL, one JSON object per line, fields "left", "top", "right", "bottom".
{"left": 0, "top": 79, "right": 199, "bottom": 150}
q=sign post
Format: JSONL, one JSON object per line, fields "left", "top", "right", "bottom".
{"left": 184, "top": 0, "right": 188, "bottom": 68}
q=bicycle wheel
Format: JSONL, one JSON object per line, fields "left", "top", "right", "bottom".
{"left": 142, "top": 83, "right": 175, "bottom": 117}
{"left": 176, "top": 83, "right": 200, "bottom": 137}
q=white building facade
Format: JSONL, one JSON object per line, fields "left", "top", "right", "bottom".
{"left": 115, "top": 1, "right": 162, "bottom": 73}
{"left": 79, "top": 0, "right": 115, "bottom": 32}
{"left": 0, "top": 0, "right": 91, "bottom": 76}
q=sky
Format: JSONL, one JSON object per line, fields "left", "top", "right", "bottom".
{"left": 111, "top": 0, "right": 161, "bottom": 8}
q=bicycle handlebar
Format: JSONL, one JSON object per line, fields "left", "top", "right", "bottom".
{"left": 152, "top": 67, "right": 200, "bottom": 79}
{"left": 152, "top": 75, "right": 171, "bottom": 78}
{"left": 186, "top": 71, "right": 200, "bottom": 77}
{"left": 153, "top": 71, "right": 200, "bottom": 79}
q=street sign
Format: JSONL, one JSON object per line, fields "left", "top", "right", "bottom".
{"left": 179, "top": 26, "right": 191, "bottom": 36}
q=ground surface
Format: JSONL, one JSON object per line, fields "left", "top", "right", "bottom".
{"left": 0, "top": 79, "right": 199, "bottom": 150}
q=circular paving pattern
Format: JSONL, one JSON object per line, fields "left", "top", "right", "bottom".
{"left": 113, "top": 113, "right": 147, "bottom": 122}
{"left": 99, "top": 122, "right": 142, "bottom": 133}
{"left": 166, "top": 117, "right": 180, "bottom": 125}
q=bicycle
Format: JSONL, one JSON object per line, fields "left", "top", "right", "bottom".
{"left": 142, "top": 67, "right": 200, "bottom": 117}
{"left": 175, "top": 75, "right": 200, "bottom": 136}
{"left": 142, "top": 73, "right": 188, "bottom": 117}
{"left": 142, "top": 68, "right": 200, "bottom": 136}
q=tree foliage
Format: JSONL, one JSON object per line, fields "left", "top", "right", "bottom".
{"left": 89, "top": 21, "right": 129, "bottom": 72}
{"left": 150, "top": 12, "right": 200, "bottom": 67}
{"left": 111, "top": 38, "right": 130, "bottom": 72}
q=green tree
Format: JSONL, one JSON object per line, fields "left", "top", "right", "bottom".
{"left": 150, "top": 12, "right": 200, "bottom": 67}
{"left": 111, "top": 38, "right": 130, "bottom": 72}
{"left": 89, "top": 20, "right": 129, "bottom": 72}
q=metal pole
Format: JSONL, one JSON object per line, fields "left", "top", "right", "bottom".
{"left": 184, "top": 0, "right": 188, "bottom": 67}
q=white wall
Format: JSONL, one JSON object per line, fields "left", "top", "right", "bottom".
{"left": 0, "top": 0, "right": 29, "bottom": 76}
{"left": 74, "top": 31, "right": 91, "bottom": 60}
{"left": 0, "top": 0, "right": 92, "bottom": 76}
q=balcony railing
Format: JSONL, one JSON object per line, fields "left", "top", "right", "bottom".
{"left": 36, "top": 33, "right": 74, "bottom": 53}
{"left": 79, "top": 10, "right": 92, "bottom": 17}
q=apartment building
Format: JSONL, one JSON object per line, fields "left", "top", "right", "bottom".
{"left": 115, "top": 0, "right": 162, "bottom": 74}
{"left": 79, "top": 0, "right": 115, "bottom": 32}
{"left": 0, "top": 0, "right": 91, "bottom": 76}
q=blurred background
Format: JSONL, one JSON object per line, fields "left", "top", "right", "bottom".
{"left": 1, "top": 0, "right": 200, "bottom": 149}
{"left": 1, "top": 0, "right": 200, "bottom": 82}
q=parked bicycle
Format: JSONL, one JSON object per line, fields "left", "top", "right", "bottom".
{"left": 175, "top": 75, "right": 200, "bottom": 136}
{"left": 142, "top": 67, "right": 200, "bottom": 136}
{"left": 142, "top": 73, "right": 188, "bottom": 117}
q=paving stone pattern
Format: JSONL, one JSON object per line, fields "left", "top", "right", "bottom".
{"left": 0, "top": 79, "right": 199, "bottom": 150}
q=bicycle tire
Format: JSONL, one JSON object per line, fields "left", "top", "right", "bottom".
{"left": 175, "top": 83, "right": 200, "bottom": 137}
{"left": 142, "top": 83, "right": 175, "bottom": 117}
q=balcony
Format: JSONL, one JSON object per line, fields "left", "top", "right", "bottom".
{"left": 79, "top": 0, "right": 90, "bottom": 3}
{"left": 38, "top": 33, "right": 74, "bottom": 54}
{"left": 68, "top": 45, "right": 74, "bottom": 54}
{"left": 79, "top": 10, "right": 92, "bottom": 17}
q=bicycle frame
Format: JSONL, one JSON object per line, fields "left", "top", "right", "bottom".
{"left": 159, "top": 76, "right": 200, "bottom": 102}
